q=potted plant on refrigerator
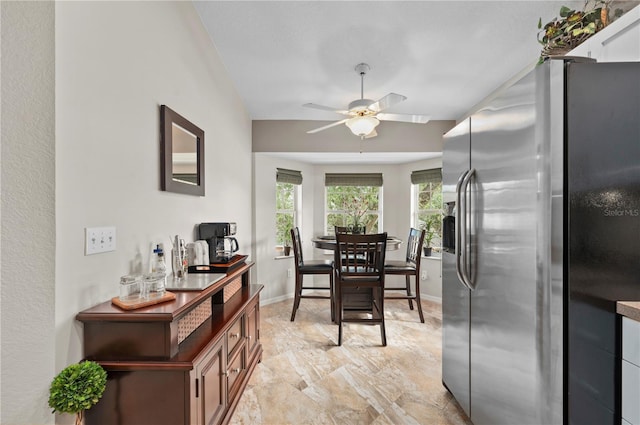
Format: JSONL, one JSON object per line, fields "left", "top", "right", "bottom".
{"left": 48, "top": 360, "right": 107, "bottom": 425}
{"left": 537, "top": 0, "right": 616, "bottom": 63}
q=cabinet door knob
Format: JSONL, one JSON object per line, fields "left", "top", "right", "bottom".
{"left": 232, "top": 368, "right": 241, "bottom": 374}
{"left": 222, "top": 370, "right": 229, "bottom": 376}
{"left": 230, "top": 333, "right": 240, "bottom": 339}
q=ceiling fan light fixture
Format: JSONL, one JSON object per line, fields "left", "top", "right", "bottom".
{"left": 346, "top": 115, "right": 380, "bottom": 137}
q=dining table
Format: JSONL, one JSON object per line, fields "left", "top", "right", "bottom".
{"left": 311, "top": 234, "right": 403, "bottom": 325}
{"left": 311, "top": 235, "right": 403, "bottom": 251}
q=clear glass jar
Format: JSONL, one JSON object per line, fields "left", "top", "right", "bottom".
{"left": 142, "top": 272, "right": 166, "bottom": 298}
{"left": 119, "top": 274, "right": 142, "bottom": 301}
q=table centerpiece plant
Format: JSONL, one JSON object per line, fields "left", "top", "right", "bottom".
{"left": 346, "top": 195, "right": 372, "bottom": 234}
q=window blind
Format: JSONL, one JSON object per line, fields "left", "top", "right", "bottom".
{"left": 324, "top": 173, "right": 383, "bottom": 187}
{"left": 411, "top": 168, "right": 442, "bottom": 185}
{"left": 276, "top": 168, "right": 302, "bottom": 185}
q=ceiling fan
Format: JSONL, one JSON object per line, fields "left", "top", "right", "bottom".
{"left": 303, "top": 63, "right": 430, "bottom": 139}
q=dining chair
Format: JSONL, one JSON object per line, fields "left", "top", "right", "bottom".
{"left": 384, "top": 227, "right": 425, "bottom": 323}
{"left": 334, "top": 232, "right": 388, "bottom": 346}
{"left": 334, "top": 226, "right": 366, "bottom": 264}
{"left": 290, "top": 227, "right": 335, "bottom": 322}
{"left": 334, "top": 226, "right": 349, "bottom": 234}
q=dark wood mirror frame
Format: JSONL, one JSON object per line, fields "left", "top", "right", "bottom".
{"left": 160, "top": 105, "right": 205, "bottom": 196}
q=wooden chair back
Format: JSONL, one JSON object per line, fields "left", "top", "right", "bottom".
{"left": 290, "top": 227, "right": 304, "bottom": 267}
{"left": 335, "top": 232, "right": 387, "bottom": 278}
{"left": 405, "top": 228, "right": 425, "bottom": 267}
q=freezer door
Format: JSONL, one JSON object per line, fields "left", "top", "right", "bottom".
{"left": 566, "top": 61, "right": 640, "bottom": 425}
{"left": 469, "top": 63, "right": 561, "bottom": 425}
{"left": 442, "top": 117, "right": 471, "bottom": 416}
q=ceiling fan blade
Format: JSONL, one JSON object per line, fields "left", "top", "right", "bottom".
{"left": 303, "top": 103, "right": 350, "bottom": 115}
{"left": 376, "top": 113, "right": 430, "bottom": 124}
{"left": 368, "top": 93, "right": 407, "bottom": 112}
{"left": 306, "top": 119, "right": 349, "bottom": 134}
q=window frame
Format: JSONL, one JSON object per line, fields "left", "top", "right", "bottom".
{"left": 324, "top": 185, "right": 383, "bottom": 235}
{"left": 412, "top": 179, "right": 443, "bottom": 247}
{"left": 275, "top": 181, "right": 301, "bottom": 247}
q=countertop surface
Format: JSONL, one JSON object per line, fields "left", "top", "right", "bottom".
{"left": 617, "top": 301, "right": 640, "bottom": 322}
{"left": 164, "top": 272, "right": 226, "bottom": 291}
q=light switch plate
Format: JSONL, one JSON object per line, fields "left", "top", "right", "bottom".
{"left": 85, "top": 226, "right": 116, "bottom": 255}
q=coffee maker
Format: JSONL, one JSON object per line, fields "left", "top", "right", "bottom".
{"left": 198, "top": 222, "right": 239, "bottom": 263}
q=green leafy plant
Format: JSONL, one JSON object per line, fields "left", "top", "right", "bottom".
{"left": 276, "top": 216, "right": 293, "bottom": 246}
{"left": 421, "top": 213, "right": 443, "bottom": 248}
{"left": 537, "top": 0, "right": 614, "bottom": 63}
{"left": 49, "top": 360, "right": 107, "bottom": 425}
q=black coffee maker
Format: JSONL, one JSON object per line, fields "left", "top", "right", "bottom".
{"left": 198, "top": 222, "right": 239, "bottom": 263}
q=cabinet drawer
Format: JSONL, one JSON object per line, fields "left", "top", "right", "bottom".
{"left": 622, "top": 359, "right": 640, "bottom": 425}
{"left": 623, "top": 317, "right": 640, "bottom": 367}
{"left": 227, "top": 349, "right": 246, "bottom": 400}
{"left": 226, "top": 315, "right": 244, "bottom": 358}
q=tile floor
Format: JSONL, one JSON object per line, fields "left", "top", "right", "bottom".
{"left": 230, "top": 295, "right": 473, "bottom": 425}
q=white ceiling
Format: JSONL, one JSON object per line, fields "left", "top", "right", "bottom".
{"left": 192, "top": 1, "right": 584, "bottom": 163}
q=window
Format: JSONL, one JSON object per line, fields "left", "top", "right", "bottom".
{"left": 325, "top": 173, "right": 382, "bottom": 235}
{"left": 412, "top": 169, "right": 443, "bottom": 248}
{"left": 275, "top": 168, "right": 302, "bottom": 247}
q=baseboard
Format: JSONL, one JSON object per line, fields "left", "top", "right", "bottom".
{"left": 261, "top": 293, "right": 293, "bottom": 306}
{"left": 421, "top": 294, "right": 442, "bottom": 304}
{"left": 262, "top": 292, "right": 440, "bottom": 306}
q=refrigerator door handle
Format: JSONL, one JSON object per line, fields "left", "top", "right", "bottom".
{"left": 460, "top": 168, "right": 476, "bottom": 290}
{"left": 455, "top": 170, "right": 472, "bottom": 290}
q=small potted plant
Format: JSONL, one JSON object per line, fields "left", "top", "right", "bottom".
{"left": 282, "top": 231, "right": 292, "bottom": 256}
{"left": 537, "top": 0, "right": 614, "bottom": 63}
{"left": 421, "top": 213, "right": 442, "bottom": 257}
{"left": 276, "top": 215, "right": 294, "bottom": 256}
{"left": 48, "top": 360, "right": 107, "bottom": 425}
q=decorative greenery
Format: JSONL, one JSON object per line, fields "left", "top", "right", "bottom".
{"left": 276, "top": 215, "right": 293, "bottom": 246}
{"left": 345, "top": 194, "right": 372, "bottom": 232}
{"left": 421, "top": 213, "right": 443, "bottom": 248}
{"left": 49, "top": 360, "right": 107, "bottom": 425}
{"left": 537, "top": 0, "right": 617, "bottom": 63}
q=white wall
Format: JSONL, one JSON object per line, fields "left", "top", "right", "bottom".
{"left": 253, "top": 154, "right": 315, "bottom": 303}
{"left": 1, "top": 3, "right": 56, "bottom": 424}
{"left": 569, "top": 4, "right": 640, "bottom": 61}
{"left": 2, "top": 2, "right": 253, "bottom": 423}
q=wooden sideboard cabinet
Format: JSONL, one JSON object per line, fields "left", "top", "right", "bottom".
{"left": 76, "top": 262, "right": 262, "bottom": 425}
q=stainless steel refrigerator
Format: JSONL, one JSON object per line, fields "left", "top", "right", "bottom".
{"left": 442, "top": 58, "right": 640, "bottom": 425}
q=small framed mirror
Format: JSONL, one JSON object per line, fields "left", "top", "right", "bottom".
{"left": 160, "top": 105, "right": 205, "bottom": 196}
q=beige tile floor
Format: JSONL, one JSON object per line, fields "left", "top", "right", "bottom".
{"left": 230, "top": 295, "right": 473, "bottom": 425}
